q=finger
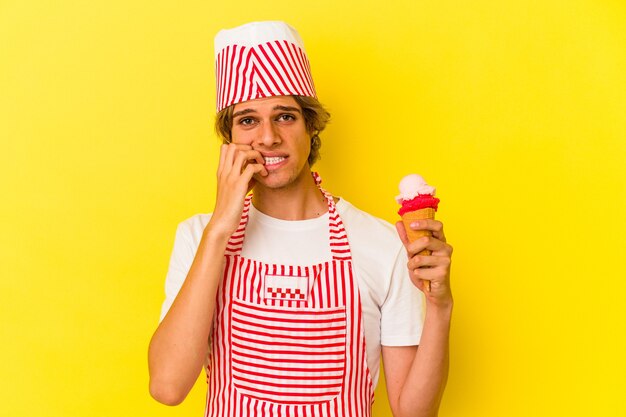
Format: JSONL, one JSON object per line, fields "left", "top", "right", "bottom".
{"left": 407, "top": 235, "right": 448, "bottom": 257}
{"left": 433, "top": 227, "right": 446, "bottom": 244}
{"left": 249, "top": 150, "right": 266, "bottom": 166}
{"left": 240, "top": 162, "right": 268, "bottom": 179}
{"left": 241, "top": 162, "right": 268, "bottom": 183}
{"left": 233, "top": 150, "right": 266, "bottom": 175}
{"left": 408, "top": 219, "right": 446, "bottom": 243}
{"left": 243, "top": 149, "right": 266, "bottom": 169}
{"left": 430, "top": 241, "right": 453, "bottom": 257}
{"left": 221, "top": 143, "right": 237, "bottom": 177}
{"left": 411, "top": 265, "right": 448, "bottom": 282}
{"left": 413, "top": 278, "right": 428, "bottom": 293}
{"left": 232, "top": 149, "right": 250, "bottom": 175}
{"left": 229, "top": 143, "right": 255, "bottom": 164}
{"left": 408, "top": 253, "right": 451, "bottom": 270}
{"left": 217, "top": 144, "right": 227, "bottom": 177}
{"left": 395, "top": 221, "right": 409, "bottom": 246}
{"left": 243, "top": 158, "right": 269, "bottom": 193}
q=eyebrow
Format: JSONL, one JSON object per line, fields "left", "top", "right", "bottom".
{"left": 273, "top": 105, "right": 301, "bottom": 113}
{"left": 232, "top": 105, "right": 302, "bottom": 118}
{"left": 232, "top": 108, "right": 255, "bottom": 118}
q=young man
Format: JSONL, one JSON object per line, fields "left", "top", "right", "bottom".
{"left": 148, "top": 21, "right": 453, "bottom": 417}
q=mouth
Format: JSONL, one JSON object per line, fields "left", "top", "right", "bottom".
{"left": 263, "top": 155, "right": 288, "bottom": 168}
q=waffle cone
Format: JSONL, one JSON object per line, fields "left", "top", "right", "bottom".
{"left": 401, "top": 208, "right": 436, "bottom": 255}
{"left": 401, "top": 207, "right": 436, "bottom": 292}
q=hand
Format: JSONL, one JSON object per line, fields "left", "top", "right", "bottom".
{"left": 396, "top": 219, "right": 453, "bottom": 308}
{"left": 208, "top": 143, "right": 268, "bottom": 238}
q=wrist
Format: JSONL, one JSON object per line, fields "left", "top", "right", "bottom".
{"left": 425, "top": 298, "right": 453, "bottom": 320}
{"left": 202, "top": 222, "right": 232, "bottom": 246}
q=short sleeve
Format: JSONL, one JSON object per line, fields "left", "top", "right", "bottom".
{"left": 159, "top": 222, "right": 196, "bottom": 322}
{"left": 380, "top": 245, "right": 424, "bottom": 346}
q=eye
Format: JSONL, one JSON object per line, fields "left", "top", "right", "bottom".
{"left": 277, "top": 113, "right": 296, "bottom": 122}
{"left": 238, "top": 117, "right": 256, "bottom": 126}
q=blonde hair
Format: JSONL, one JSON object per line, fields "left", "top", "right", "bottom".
{"left": 214, "top": 96, "right": 331, "bottom": 166}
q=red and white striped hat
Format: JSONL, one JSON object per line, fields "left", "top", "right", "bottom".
{"left": 214, "top": 21, "right": 317, "bottom": 112}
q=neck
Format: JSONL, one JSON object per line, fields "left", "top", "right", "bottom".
{"left": 251, "top": 170, "right": 328, "bottom": 220}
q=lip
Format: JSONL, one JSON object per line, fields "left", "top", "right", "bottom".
{"left": 260, "top": 152, "right": 288, "bottom": 158}
{"left": 263, "top": 155, "right": 288, "bottom": 171}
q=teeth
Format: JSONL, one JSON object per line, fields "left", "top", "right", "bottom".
{"left": 264, "top": 156, "right": 286, "bottom": 165}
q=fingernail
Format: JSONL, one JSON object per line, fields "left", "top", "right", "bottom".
{"left": 411, "top": 221, "right": 419, "bottom": 228}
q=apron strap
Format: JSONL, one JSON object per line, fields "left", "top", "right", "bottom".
{"left": 316, "top": 176, "right": 352, "bottom": 262}
{"left": 224, "top": 195, "right": 252, "bottom": 256}
{"left": 312, "top": 171, "right": 322, "bottom": 186}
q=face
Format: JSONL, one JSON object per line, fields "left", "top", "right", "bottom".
{"left": 231, "top": 96, "right": 312, "bottom": 190}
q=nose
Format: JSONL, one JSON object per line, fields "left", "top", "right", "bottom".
{"left": 255, "top": 121, "right": 281, "bottom": 148}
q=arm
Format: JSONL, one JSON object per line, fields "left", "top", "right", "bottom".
{"left": 148, "top": 144, "right": 267, "bottom": 405}
{"left": 384, "top": 220, "right": 453, "bottom": 417}
{"left": 148, "top": 227, "right": 229, "bottom": 405}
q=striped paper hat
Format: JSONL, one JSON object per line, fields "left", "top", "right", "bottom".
{"left": 214, "top": 21, "right": 317, "bottom": 112}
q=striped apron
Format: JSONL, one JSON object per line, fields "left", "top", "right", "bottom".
{"left": 205, "top": 173, "right": 374, "bottom": 416}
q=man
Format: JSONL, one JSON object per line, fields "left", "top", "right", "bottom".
{"left": 148, "top": 21, "right": 453, "bottom": 417}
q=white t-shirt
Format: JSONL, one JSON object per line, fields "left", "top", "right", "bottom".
{"left": 160, "top": 198, "right": 424, "bottom": 388}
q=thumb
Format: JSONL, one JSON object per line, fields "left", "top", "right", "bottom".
{"left": 395, "top": 221, "right": 409, "bottom": 246}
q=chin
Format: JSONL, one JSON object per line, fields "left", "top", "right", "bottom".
{"left": 255, "top": 167, "right": 308, "bottom": 190}
{"left": 253, "top": 172, "right": 288, "bottom": 189}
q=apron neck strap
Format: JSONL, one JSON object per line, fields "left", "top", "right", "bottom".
{"left": 314, "top": 172, "right": 352, "bottom": 261}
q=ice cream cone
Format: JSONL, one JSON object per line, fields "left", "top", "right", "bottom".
{"left": 396, "top": 174, "right": 440, "bottom": 293}
{"left": 401, "top": 207, "right": 436, "bottom": 291}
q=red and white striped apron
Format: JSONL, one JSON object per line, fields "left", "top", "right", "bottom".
{"left": 205, "top": 173, "right": 374, "bottom": 417}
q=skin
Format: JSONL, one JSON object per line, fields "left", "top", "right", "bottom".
{"left": 147, "top": 95, "right": 453, "bottom": 416}
{"left": 384, "top": 220, "right": 453, "bottom": 417}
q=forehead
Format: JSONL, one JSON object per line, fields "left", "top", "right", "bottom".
{"left": 232, "top": 96, "right": 300, "bottom": 113}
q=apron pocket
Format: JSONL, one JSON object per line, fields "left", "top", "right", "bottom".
{"left": 230, "top": 298, "right": 347, "bottom": 405}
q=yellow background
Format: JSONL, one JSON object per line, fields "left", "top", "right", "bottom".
{"left": 1, "top": 0, "right": 625, "bottom": 416}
